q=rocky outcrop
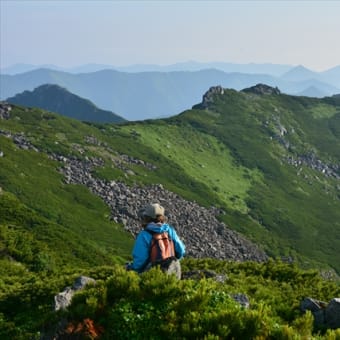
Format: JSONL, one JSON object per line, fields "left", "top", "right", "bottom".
{"left": 231, "top": 293, "right": 250, "bottom": 309}
{"left": 0, "top": 103, "right": 40, "bottom": 152}
{"left": 0, "top": 129, "right": 39, "bottom": 152}
{"left": 301, "top": 297, "right": 340, "bottom": 329}
{"left": 0, "top": 102, "right": 11, "bottom": 119}
{"left": 196, "top": 84, "right": 280, "bottom": 109}
{"left": 242, "top": 84, "right": 281, "bottom": 95}
{"left": 200, "top": 86, "right": 225, "bottom": 108}
{"left": 262, "top": 108, "right": 339, "bottom": 180}
{"left": 52, "top": 154, "right": 267, "bottom": 262}
{"left": 42, "top": 277, "right": 97, "bottom": 340}
{"left": 54, "top": 276, "right": 96, "bottom": 311}
{"left": 285, "top": 153, "right": 340, "bottom": 179}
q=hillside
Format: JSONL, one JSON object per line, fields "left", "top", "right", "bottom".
{"left": 6, "top": 84, "right": 125, "bottom": 123}
{"left": 1, "top": 68, "right": 339, "bottom": 120}
{"left": 1, "top": 85, "right": 340, "bottom": 270}
{"left": 172, "top": 85, "right": 340, "bottom": 271}
{"left": 1, "top": 86, "right": 340, "bottom": 337}
{"left": 0, "top": 101, "right": 266, "bottom": 265}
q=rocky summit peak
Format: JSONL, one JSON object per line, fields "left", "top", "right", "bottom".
{"left": 201, "top": 85, "right": 225, "bottom": 108}
{"left": 242, "top": 83, "right": 281, "bottom": 95}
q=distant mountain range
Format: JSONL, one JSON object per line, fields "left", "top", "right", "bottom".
{"left": 2, "top": 61, "right": 339, "bottom": 79}
{"left": 6, "top": 84, "right": 125, "bottom": 123}
{"left": 1, "top": 63, "right": 339, "bottom": 120}
{"left": 0, "top": 61, "right": 295, "bottom": 76}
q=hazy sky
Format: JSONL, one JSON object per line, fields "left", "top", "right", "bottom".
{"left": 1, "top": 0, "right": 340, "bottom": 72}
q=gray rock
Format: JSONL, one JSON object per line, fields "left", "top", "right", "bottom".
{"left": 0, "top": 102, "right": 12, "bottom": 120}
{"left": 54, "top": 276, "right": 96, "bottom": 311}
{"left": 52, "top": 154, "right": 268, "bottom": 263}
{"left": 325, "top": 298, "right": 340, "bottom": 329}
{"left": 300, "top": 297, "right": 326, "bottom": 313}
{"left": 301, "top": 297, "right": 340, "bottom": 330}
{"left": 313, "top": 309, "right": 326, "bottom": 327}
{"left": 231, "top": 293, "right": 250, "bottom": 309}
{"left": 54, "top": 287, "right": 74, "bottom": 311}
{"left": 285, "top": 152, "right": 339, "bottom": 179}
{"left": 0, "top": 127, "right": 39, "bottom": 152}
{"left": 242, "top": 84, "right": 281, "bottom": 95}
{"left": 166, "top": 259, "right": 181, "bottom": 280}
{"left": 72, "top": 275, "right": 96, "bottom": 290}
{"left": 201, "top": 86, "right": 225, "bottom": 108}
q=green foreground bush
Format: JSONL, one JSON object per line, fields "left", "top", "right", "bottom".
{"left": 2, "top": 259, "right": 339, "bottom": 339}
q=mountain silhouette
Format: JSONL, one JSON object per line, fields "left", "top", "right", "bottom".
{"left": 6, "top": 84, "right": 126, "bottom": 123}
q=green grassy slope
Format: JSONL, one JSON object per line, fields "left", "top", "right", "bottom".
{"left": 117, "top": 123, "right": 262, "bottom": 213}
{"left": 0, "top": 107, "right": 134, "bottom": 272}
{"left": 1, "top": 95, "right": 340, "bottom": 338}
{"left": 169, "top": 89, "right": 340, "bottom": 271}
{"left": 1, "top": 92, "right": 340, "bottom": 273}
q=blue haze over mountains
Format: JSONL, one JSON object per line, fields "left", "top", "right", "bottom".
{"left": 1, "top": 62, "right": 339, "bottom": 121}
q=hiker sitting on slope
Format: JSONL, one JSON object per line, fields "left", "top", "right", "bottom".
{"left": 126, "top": 203, "right": 185, "bottom": 279}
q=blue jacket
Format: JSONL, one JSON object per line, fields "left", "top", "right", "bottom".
{"left": 129, "top": 222, "right": 185, "bottom": 273}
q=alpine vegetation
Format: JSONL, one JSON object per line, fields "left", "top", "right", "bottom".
{"left": 0, "top": 83, "right": 339, "bottom": 338}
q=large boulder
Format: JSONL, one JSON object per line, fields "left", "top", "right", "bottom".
{"left": 54, "top": 276, "right": 96, "bottom": 311}
{"left": 0, "top": 102, "right": 11, "bottom": 119}
{"left": 325, "top": 298, "right": 340, "bottom": 329}
{"left": 301, "top": 297, "right": 340, "bottom": 329}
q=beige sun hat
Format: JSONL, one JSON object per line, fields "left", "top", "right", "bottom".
{"left": 140, "top": 203, "right": 165, "bottom": 219}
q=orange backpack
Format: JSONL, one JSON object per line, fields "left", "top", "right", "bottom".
{"left": 146, "top": 230, "right": 176, "bottom": 265}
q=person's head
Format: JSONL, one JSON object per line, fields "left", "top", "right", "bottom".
{"left": 139, "top": 203, "right": 166, "bottom": 225}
